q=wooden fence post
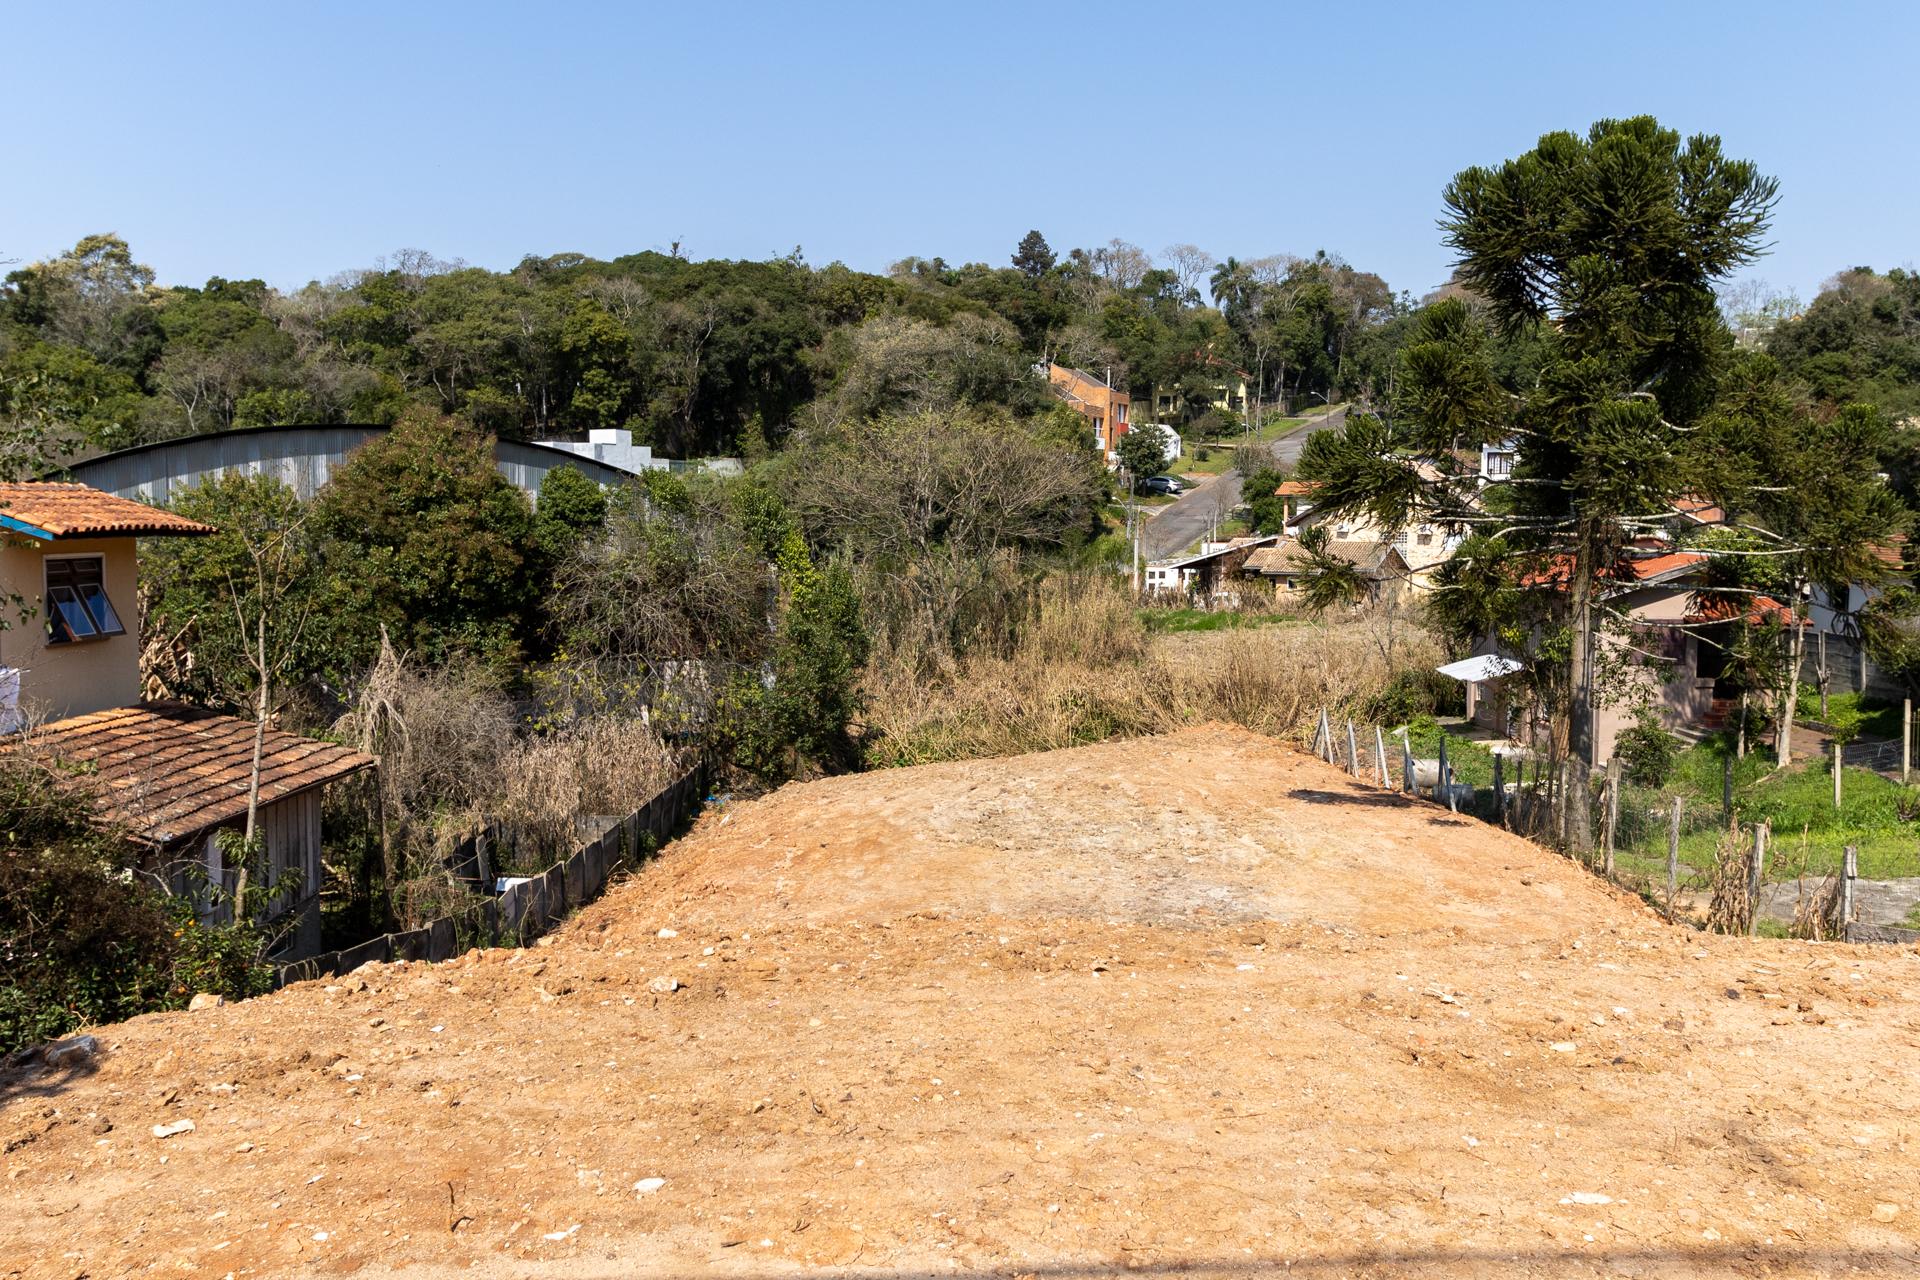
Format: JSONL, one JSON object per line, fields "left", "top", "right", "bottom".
{"left": 1722, "top": 755, "right": 1734, "bottom": 823}
{"left": 1841, "top": 845, "right": 1858, "bottom": 941}
{"left": 1318, "top": 708, "right": 1334, "bottom": 762}
{"left": 1375, "top": 725, "right": 1388, "bottom": 788}
{"left": 1833, "top": 740, "right": 1843, "bottom": 811}
{"left": 1603, "top": 771, "right": 1618, "bottom": 878}
{"left": 1346, "top": 720, "right": 1360, "bottom": 778}
{"left": 1667, "top": 795, "right": 1682, "bottom": 919}
{"left": 1747, "top": 821, "right": 1768, "bottom": 937}
{"left": 1402, "top": 740, "right": 1414, "bottom": 793}
{"left": 1905, "top": 699, "right": 1912, "bottom": 784}
{"left": 1437, "top": 735, "right": 1450, "bottom": 808}
{"left": 1492, "top": 752, "right": 1505, "bottom": 826}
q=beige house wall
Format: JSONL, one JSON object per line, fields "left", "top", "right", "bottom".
{"left": 1589, "top": 585, "right": 1715, "bottom": 766}
{"left": 0, "top": 535, "right": 142, "bottom": 723}
{"left": 1290, "top": 508, "right": 1455, "bottom": 586}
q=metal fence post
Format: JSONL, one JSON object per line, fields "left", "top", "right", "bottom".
{"left": 1492, "top": 752, "right": 1506, "bottom": 826}
{"left": 1602, "top": 770, "right": 1619, "bottom": 878}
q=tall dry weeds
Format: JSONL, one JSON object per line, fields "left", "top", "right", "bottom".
{"left": 1705, "top": 821, "right": 1756, "bottom": 934}
{"left": 860, "top": 576, "right": 1438, "bottom": 767}
{"left": 495, "top": 717, "right": 680, "bottom": 861}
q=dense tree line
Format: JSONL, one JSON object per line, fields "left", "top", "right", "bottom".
{"left": 2, "top": 232, "right": 1422, "bottom": 472}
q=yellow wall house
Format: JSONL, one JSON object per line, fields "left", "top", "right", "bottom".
{"left": 0, "top": 482, "right": 374, "bottom": 959}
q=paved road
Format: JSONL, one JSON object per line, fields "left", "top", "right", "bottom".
{"left": 1140, "top": 406, "right": 1348, "bottom": 560}
{"left": 1272, "top": 403, "right": 1348, "bottom": 468}
{"left": 1141, "top": 472, "right": 1241, "bottom": 560}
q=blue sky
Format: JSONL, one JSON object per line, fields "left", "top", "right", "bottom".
{"left": 6, "top": 0, "right": 1915, "bottom": 304}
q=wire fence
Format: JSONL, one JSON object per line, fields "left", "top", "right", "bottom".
{"left": 1309, "top": 708, "right": 1920, "bottom": 945}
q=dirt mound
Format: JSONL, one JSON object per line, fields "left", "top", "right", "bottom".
{"left": 5, "top": 724, "right": 1919, "bottom": 1278}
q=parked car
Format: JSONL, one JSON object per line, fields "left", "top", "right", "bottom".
{"left": 1142, "top": 475, "right": 1185, "bottom": 496}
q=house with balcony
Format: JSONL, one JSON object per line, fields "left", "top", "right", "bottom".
{"left": 1271, "top": 479, "right": 1462, "bottom": 587}
{"left": 1045, "top": 362, "right": 1132, "bottom": 458}
{"left": 0, "top": 482, "right": 374, "bottom": 958}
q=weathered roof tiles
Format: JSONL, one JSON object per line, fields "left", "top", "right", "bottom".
{"left": 0, "top": 482, "right": 215, "bottom": 540}
{"left": 11, "top": 701, "right": 374, "bottom": 845}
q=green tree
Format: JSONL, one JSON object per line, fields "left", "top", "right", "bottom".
{"left": 1301, "top": 117, "right": 1779, "bottom": 851}
{"left": 1698, "top": 356, "right": 1906, "bottom": 764}
{"left": 1114, "top": 423, "right": 1167, "bottom": 488}
{"left": 533, "top": 463, "right": 609, "bottom": 562}
{"left": 144, "top": 473, "right": 326, "bottom": 710}
{"left": 1012, "top": 231, "right": 1056, "bottom": 278}
{"left": 1293, "top": 524, "right": 1368, "bottom": 612}
{"left": 311, "top": 409, "right": 540, "bottom": 670}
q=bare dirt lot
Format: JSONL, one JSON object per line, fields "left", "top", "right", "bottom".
{"left": 5, "top": 724, "right": 1920, "bottom": 1278}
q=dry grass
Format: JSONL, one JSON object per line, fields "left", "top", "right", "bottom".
{"left": 861, "top": 578, "right": 1439, "bottom": 768}
{"left": 1705, "top": 821, "right": 1757, "bottom": 935}
{"left": 333, "top": 638, "right": 680, "bottom": 919}
{"left": 495, "top": 717, "right": 680, "bottom": 862}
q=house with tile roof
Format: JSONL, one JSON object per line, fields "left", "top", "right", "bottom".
{"left": 1, "top": 482, "right": 373, "bottom": 957}
{"left": 1241, "top": 539, "right": 1412, "bottom": 602}
{"left": 1474, "top": 546, "right": 1811, "bottom": 766}
{"left": 1270, "top": 478, "right": 1463, "bottom": 588}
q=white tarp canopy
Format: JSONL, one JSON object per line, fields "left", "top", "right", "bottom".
{"left": 1436, "top": 654, "right": 1524, "bottom": 684}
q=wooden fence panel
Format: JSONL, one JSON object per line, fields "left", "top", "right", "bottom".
{"left": 585, "top": 835, "right": 607, "bottom": 898}
{"left": 277, "top": 760, "right": 705, "bottom": 986}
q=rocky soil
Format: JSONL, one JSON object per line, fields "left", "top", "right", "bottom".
{"left": 4, "top": 724, "right": 1918, "bottom": 1278}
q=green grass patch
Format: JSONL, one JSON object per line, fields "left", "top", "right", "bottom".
{"left": 1139, "top": 608, "right": 1305, "bottom": 634}
{"left": 1795, "top": 688, "right": 1902, "bottom": 739}
{"left": 1612, "top": 739, "right": 1920, "bottom": 881}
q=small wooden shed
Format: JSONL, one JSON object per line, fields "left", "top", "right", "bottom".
{"left": 23, "top": 701, "right": 375, "bottom": 959}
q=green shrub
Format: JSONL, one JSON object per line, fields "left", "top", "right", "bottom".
{"left": 1615, "top": 710, "right": 1680, "bottom": 788}
{"left": 1195, "top": 446, "right": 1211, "bottom": 462}
{"left": 0, "top": 755, "right": 272, "bottom": 1054}
{"left": 1364, "top": 669, "right": 1452, "bottom": 724}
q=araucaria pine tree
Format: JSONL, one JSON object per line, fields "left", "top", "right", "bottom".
{"left": 1301, "top": 117, "right": 1782, "bottom": 851}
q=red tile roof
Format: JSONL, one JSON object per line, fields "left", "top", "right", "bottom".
{"left": 1523, "top": 550, "right": 1709, "bottom": 590}
{"left": 0, "top": 483, "right": 215, "bottom": 540}
{"left": 1275, "top": 480, "right": 1320, "bottom": 497}
{"left": 1672, "top": 495, "right": 1725, "bottom": 525}
{"left": 10, "top": 702, "right": 374, "bottom": 846}
{"left": 1684, "top": 594, "right": 1804, "bottom": 626}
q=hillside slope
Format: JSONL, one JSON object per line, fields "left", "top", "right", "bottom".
{"left": 4, "top": 724, "right": 1919, "bottom": 1278}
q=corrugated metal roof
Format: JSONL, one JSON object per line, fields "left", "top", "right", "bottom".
{"left": 0, "top": 483, "right": 216, "bottom": 540}
{"left": 13, "top": 701, "right": 374, "bottom": 845}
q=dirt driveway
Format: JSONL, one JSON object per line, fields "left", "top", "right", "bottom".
{"left": 4, "top": 724, "right": 1919, "bottom": 1278}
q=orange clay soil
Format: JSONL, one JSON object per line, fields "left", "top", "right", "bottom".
{"left": 4, "top": 724, "right": 1919, "bottom": 1279}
